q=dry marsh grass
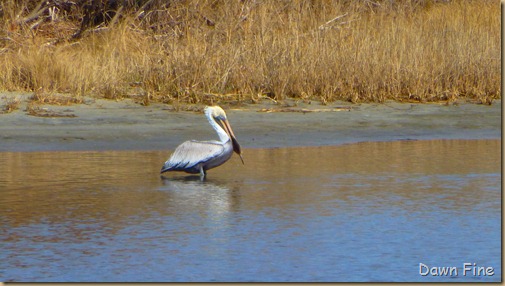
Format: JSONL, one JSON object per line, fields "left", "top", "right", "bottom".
{"left": 0, "top": 0, "right": 500, "bottom": 105}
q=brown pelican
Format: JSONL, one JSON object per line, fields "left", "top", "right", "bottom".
{"left": 160, "top": 106, "right": 244, "bottom": 179}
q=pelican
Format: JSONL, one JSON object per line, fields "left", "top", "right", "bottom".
{"left": 160, "top": 106, "right": 244, "bottom": 179}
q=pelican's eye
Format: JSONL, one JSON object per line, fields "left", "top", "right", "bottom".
{"left": 215, "top": 115, "right": 227, "bottom": 121}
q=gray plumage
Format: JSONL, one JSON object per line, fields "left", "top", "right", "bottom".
{"left": 161, "top": 140, "right": 232, "bottom": 175}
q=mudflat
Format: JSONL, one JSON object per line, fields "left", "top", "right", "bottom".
{"left": 0, "top": 92, "right": 500, "bottom": 152}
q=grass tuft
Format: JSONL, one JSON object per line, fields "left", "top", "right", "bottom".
{"left": 1, "top": 97, "right": 20, "bottom": 113}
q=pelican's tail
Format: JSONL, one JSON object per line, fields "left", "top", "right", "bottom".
{"left": 160, "top": 161, "right": 173, "bottom": 174}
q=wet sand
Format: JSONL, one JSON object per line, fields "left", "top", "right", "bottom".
{"left": 0, "top": 92, "right": 501, "bottom": 152}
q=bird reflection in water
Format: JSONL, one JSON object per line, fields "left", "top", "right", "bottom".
{"left": 159, "top": 175, "right": 242, "bottom": 217}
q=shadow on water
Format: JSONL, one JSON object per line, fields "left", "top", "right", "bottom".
{"left": 0, "top": 139, "right": 501, "bottom": 282}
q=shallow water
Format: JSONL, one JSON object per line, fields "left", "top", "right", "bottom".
{"left": 0, "top": 139, "right": 501, "bottom": 282}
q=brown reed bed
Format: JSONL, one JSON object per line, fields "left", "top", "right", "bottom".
{"left": 0, "top": 0, "right": 500, "bottom": 105}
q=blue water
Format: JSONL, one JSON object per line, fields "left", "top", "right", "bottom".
{"left": 0, "top": 140, "right": 501, "bottom": 282}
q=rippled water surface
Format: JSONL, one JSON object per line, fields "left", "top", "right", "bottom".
{"left": 0, "top": 140, "right": 501, "bottom": 282}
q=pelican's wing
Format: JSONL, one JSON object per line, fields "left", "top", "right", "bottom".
{"left": 161, "top": 140, "right": 225, "bottom": 173}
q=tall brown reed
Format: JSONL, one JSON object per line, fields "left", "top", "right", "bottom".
{"left": 0, "top": 0, "right": 500, "bottom": 104}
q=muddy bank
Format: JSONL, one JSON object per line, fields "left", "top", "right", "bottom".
{"left": 0, "top": 92, "right": 501, "bottom": 152}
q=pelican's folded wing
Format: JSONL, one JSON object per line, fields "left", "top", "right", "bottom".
{"left": 161, "top": 140, "right": 225, "bottom": 173}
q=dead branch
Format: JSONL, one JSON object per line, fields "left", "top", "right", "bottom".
{"left": 318, "top": 13, "right": 349, "bottom": 30}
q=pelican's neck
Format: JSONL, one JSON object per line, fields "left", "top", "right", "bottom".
{"left": 205, "top": 109, "right": 230, "bottom": 143}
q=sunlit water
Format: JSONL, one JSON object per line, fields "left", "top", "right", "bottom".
{"left": 0, "top": 139, "right": 501, "bottom": 282}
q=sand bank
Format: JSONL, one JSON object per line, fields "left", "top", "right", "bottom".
{"left": 0, "top": 92, "right": 500, "bottom": 152}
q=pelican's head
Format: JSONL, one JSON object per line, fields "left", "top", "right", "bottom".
{"left": 205, "top": 106, "right": 244, "bottom": 164}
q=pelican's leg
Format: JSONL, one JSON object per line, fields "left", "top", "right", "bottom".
{"left": 199, "top": 165, "right": 206, "bottom": 181}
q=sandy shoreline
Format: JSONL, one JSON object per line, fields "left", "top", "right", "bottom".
{"left": 0, "top": 92, "right": 501, "bottom": 152}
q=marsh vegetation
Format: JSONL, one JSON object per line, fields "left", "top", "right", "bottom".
{"left": 0, "top": 0, "right": 499, "bottom": 105}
